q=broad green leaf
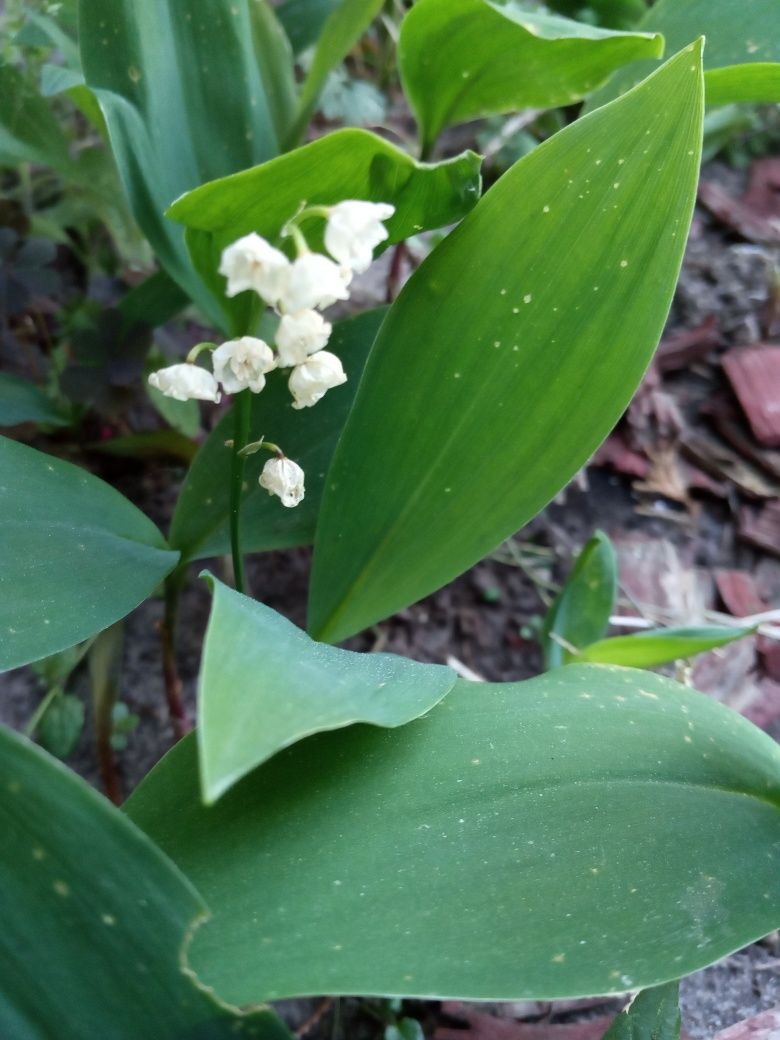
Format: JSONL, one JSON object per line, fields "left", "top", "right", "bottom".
{"left": 276, "top": 0, "right": 341, "bottom": 55}
{"left": 600, "top": 983, "right": 680, "bottom": 1040}
{"left": 289, "top": 0, "right": 385, "bottom": 146}
{"left": 170, "top": 309, "right": 384, "bottom": 562}
{"left": 0, "top": 373, "right": 70, "bottom": 428}
{"left": 704, "top": 64, "right": 780, "bottom": 106}
{"left": 0, "top": 65, "right": 72, "bottom": 171}
{"left": 398, "top": 0, "right": 664, "bottom": 155}
{"left": 308, "top": 44, "right": 704, "bottom": 643}
{"left": 88, "top": 430, "right": 198, "bottom": 464}
{"left": 545, "top": 0, "right": 648, "bottom": 31}
{"left": 0, "top": 725, "right": 290, "bottom": 1038}
{"left": 198, "top": 575, "right": 456, "bottom": 803}
{"left": 0, "top": 438, "right": 178, "bottom": 671}
{"left": 585, "top": 0, "right": 780, "bottom": 111}
{"left": 78, "top": 0, "right": 296, "bottom": 326}
{"left": 167, "top": 130, "right": 481, "bottom": 331}
{"left": 580, "top": 625, "right": 755, "bottom": 668}
{"left": 127, "top": 664, "right": 780, "bottom": 1004}
{"left": 542, "top": 532, "right": 617, "bottom": 669}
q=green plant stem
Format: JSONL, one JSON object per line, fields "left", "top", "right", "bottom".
{"left": 24, "top": 685, "right": 60, "bottom": 738}
{"left": 229, "top": 389, "right": 252, "bottom": 595}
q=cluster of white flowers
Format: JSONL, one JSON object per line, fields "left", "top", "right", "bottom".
{"left": 147, "top": 199, "right": 395, "bottom": 507}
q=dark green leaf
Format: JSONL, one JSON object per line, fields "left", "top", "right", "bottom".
{"left": 0, "top": 438, "right": 178, "bottom": 671}
{"left": 600, "top": 982, "right": 680, "bottom": 1040}
{"left": 585, "top": 0, "right": 780, "bottom": 111}
{"left": 0, "top": 65, "right": 72, "bottom": 171}
{"left": 37, "top": 693, "right": 84, "bottom": 759}
{"left": 276, "top": 0, "right": 341, "bottom": 55}
{"left": 127, "top": 664, "right": 780, "bottom": 1004}
{"left": 78, "top": 0, "right": 296, "bottom": 325}
{"left": 117, "top": 269, "right": 189, "bottom": 331}
{"left": 170, "top": 309, "right": 384, "bottom": 562}
{"left": 0, "top": 373, "right": 71, "bottom": 428}
{"left": 398, "top": 0, "right": 664, "bottom": 154}
{"left": 580, "top": 625, "right": 755, "bottom": 668}
{"left": 543, "top": 531, "right": 617, "bottom": 669}
{"left": 198, "top": 575, "right": 456, "bottom": 803}
{"left": 308, "top": 44, "right": 704, "bottom": 642}
{"left": 545, "top": 0, "right": 649, "bottom": 31}
{"left": 89, "top": 430, "right": 198, "bottom": 464}
{"left": 0, "top": 725, "right": 290, "bottom": 1038}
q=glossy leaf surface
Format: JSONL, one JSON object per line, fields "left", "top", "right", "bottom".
{"left": 198, "top": 576, "right": 456, "bottom": 802}
{"left": 586, "top": 0, "right": 780, "bottom": 110}
{"left": 580, "top": 625, "right": 755, "bottom": 668}
{"left": 0, "top": 726, "right": 289, "bottom": 1038}
{"left": 168, "top": 130, "right": 481, "bottom": 329}
{"left": 128, "top": 664, "right": 780, "bottom": 1004}
{"left": 0, "top": 438, "right": 178, "bottom": 671}
{"left": 78, "top": 0, "right": 295, "bottom": 324}
{"left": 543, "top": 531, "right": 617, "bottom": 669}
{"left": 704, "top": 63, "right": 780, "bottom": 106}
{"left": 170, "top": 309, "right": 384, "bottom": 562}
{"left": 398, "top": 0, "right": 663, "bottom": 153}
{"left": 600, "top": 983, "right": 680, "bottom": 1040}
{"left": 308, "top": 45, "right": 704, "bottom": 642}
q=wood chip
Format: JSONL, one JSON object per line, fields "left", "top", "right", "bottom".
{"left": 722, "top": 345, "right": 780, "bottom": 447}
{"left": 681, "top": 431, "right": 780, "bottom": 499}
{"left": 715, "top": 570, "right": 767, "bottom": 618}
{"left": 739, "top": 501, "right": 780, "bottom": 557}
{"left": 698, "top": 157, "right": 780, "bottom": 244}
{"left": 434, "top": 1007, "right": 614, "bottom": 1040}
{"left": 657, "top": 315, "right": 722, "bottom": 372}
{"left": 712, "top": 1005, "right": 780, "bottom": 1040}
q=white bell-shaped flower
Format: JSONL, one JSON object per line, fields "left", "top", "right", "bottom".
{"left": 212, "top": 337, "right": 276, "bottom": 394}
{"left": 279, "top": 253, "right": 351, "bottom": 313}
{"left": 275, "top": 310, "right": 332, "bottom": 368}
{"left": 148, "top": 363, "right": 221, "bottom": 403}
{"left": 324, "top": 200, "right": 395, "bottom": 273}
{"left": 288, "top": 350, "right": 347, "bottom": 409}
{"left": 218, "top": 233, "right": 291, "bottom": 305}
{"left": 259, "top": 456, "right": 305, "bottom": 508}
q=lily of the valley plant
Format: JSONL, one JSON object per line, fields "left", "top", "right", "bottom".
{"left": 2, "top": 0, "right": 780, "bottom": 1036}
{"left": 149, "top": 201, "right": 393, "bottom": 506}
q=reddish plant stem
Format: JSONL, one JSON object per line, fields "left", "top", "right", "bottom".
{"left": 95, "top": 714, "right": 122, "bottom": 806}
{"left": 160, "top": 573, "right": 191, "bottom": 741}
{"left": 386, "top": 241, "right": 408, "bottom": 303}
{"left": 295, "top": 997, "right": 335, "bottom": 1038}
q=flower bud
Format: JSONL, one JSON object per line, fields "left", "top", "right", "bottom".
{"left": 275, "top": 310, "right": 332, "bottom": 368}
{"left": 279, "top": 253, "right": 351, "bottom": 313}
{"left": 218, "top": 233, "right": 291, "bottom": 305}
{"left": 148, "top": 363, "right": 221, "bottom": 403}
{"left": 288, "top": 350, "right": 347, "bottom": 409}
{"left": 259, "top": 456, "right": 305, "bottom": 508}
{"left": 324, "top": 200, "right": 395, "bottom": 273}
{"left": 212, "top": 337, "right": 276, "bottom": 394}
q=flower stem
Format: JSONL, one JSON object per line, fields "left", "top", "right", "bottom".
{"left": 229, "top": 389, "right": 252, "bottom": 594}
